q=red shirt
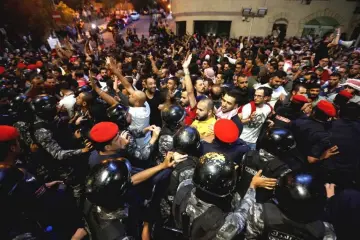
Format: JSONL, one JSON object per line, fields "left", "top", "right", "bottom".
{"left": 184, "top": 106, "right": 196, "bottom": 126}
{"left": 320, "top": 69, "right": 330, "bottom": 86}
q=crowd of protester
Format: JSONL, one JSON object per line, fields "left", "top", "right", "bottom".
{"left": 0, "top": 15, "right": 360, "bottom": 240}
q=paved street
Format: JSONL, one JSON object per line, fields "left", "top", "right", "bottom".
{"left": 87, "top": 15, "right": 152, "bottom": 47}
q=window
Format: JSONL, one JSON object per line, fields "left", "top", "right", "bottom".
{"left": 194, "top": 21, "right": 232, "bottom": 38}
{"left": 176, "top": 21, "right": 186, "bottom": 36}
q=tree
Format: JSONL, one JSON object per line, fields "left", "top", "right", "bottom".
{"left": 131, "top": 0, "right": 152, "bottom": 11}
{"left": 60, "top": 0, "right": 84, "bottom": 10}
{"left": 0, "top": 0, "right": 55, "bottom": 43}
{"left": 56, "top": 1, "right": 76, "bottom": 27}
{"left": 102, "top": 0, "right": 120, "bottom": 10}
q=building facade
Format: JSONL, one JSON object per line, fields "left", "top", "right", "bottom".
{"left": 172, "top": 0, "right": 360, "bottom": 39}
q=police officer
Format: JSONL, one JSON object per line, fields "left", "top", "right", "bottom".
{"left": 291, "top": 100, "right": 338, "bottom": 166}
{"left": 201, "top": 119, "right": 250, "bottom": 164}
{"left": 30, "top": 94, "right": 92, "bottom": 182}
{"left": 0, "top": 126, "right": 87, "bottom": 239}
{"left": 85, "top": 154, "right": 176, "bottom": 240}
{"left": 156, "top": 105, "right": 186, "bottom": 165}
{"left": 168, "top": 126, "right": 201, "bottom": 197}
{"left": 272, "top": 94, "right": 309, "bottom": 128}
{"left": 84, "top": 159, "right": 133, "bottom": 240}
{"left": 327, "top": 102, "right": 360, "bottom": 188}
{"left": 245, "top": 171, "right": 336, "bottom": 239}
{"left": 239, "top": 128, "right": 298, "bottom": 203}
{"left": 173, "top": 152, "right": 277, "bottom": 240}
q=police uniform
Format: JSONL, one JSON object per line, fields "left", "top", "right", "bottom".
{"left": 173, "top": 152, "right": 255, "bottom": 240}
{"left": 290, "top": 100, "right": 336, "bottom": 161}
{"left": 200, "top": 119, "right": 250, "bottom": 164}
{"left": 326, "top": 116, "right": 360, "bottom": 188}
{"left": 32, "top": 116, "right": 83, "bottom": 182}
{"left": 84, "top": 159, "right": 135, "bottom": 240}
{"left": 245, "top": 171, "right": 336, "bottom": 240}
{"left": 272, "top": 95, "right": 309, "bottom": 129}
{"left": 174, "top": 179, "right": 255, "bottom": 240}
{"left": 245, "top": 203, "right": 336, "bottom": 240}
{"left": 156, "top": 105, "right": 186, "bottom": 165}
{"left": 238, "top": 149, "right": 291, "bottom": 203}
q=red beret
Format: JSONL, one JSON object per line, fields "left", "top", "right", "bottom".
{"left": 338, "top": 90, "right": 353, "bottom": 99}
{"left": 89, "top": 122, "right": 119, "bottom": 143}
{"left": 292, "top": 95, "right": 308, "bottom": 104}
{"left": 0, "top": 66, "right": 5, "bottom": 75}
{"left": 27, "top": 64, "right": 37, "bottom": 70}
{"left": 35, "top": 61, "right": 43, "bottom": 68}
{"left": 317, "top": 100, "right": 336, "bottom": 117}
{"left": 214, "top": 119, "right": 239, "bottom": 143}
{"left": 17, "top": 63, "right": 27, "bottom": 69}
{"left": 0, "top": 126, "right": 19, "bottom": 142}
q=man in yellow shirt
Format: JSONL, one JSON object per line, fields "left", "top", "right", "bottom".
{"left": 191, "top": 98, "right": 217, "bottom": 141}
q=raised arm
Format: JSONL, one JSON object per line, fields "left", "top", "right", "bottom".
{"left": 182, "top": 54, "right": 197, "bottom": 109}
{"left": 106, "top": 57, "right": 135, "bottom": 95}
{"left": 89, "top": 70, "right": 118, "bottom": 106}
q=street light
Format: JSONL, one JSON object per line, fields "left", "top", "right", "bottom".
{"left": 167, "top": 4, "right": 171, "bottom": 9}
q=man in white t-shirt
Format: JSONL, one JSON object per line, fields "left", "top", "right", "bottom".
{"left": 58, "top": 82, "right": 76, "bottom": 118}
{"left": 240, "top": 87, "right": 273, "bottom": 150}
{"left": 255, "top": 71, "right": 287, "bottom": 107}
{"left": 128, "top": 90, "right": 151, "bottom": 148}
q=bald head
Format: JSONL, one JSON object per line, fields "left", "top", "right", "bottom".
{"left": 196, "top": 98, "right": 214, "bottom": 121}
{"left": 129, "top": 90, "right": 147, "bottom": 107}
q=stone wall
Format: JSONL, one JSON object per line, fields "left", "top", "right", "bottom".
{"left": 172, "top": 0, "right": 358, "bottom": 37}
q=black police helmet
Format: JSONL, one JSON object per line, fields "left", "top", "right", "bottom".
{"left": 10, "top": 94, "right": 30, "bottom": 113}
{"left": 76, "top": 85, "right": 93, "bottom": 96}
{"left": 275, "top": 171, "right": 326, "bottom": 222}
{"left": 0, "top": 165, "right": 24, "bottom": 197}
{"left": 85, "top": 158, "right": 131, "bottom": 211}
{"left": 173, "top": 126, "right": 200, "bottom": 155}
{"left": 262, "top": 128, "right": 296, "bottom": 155}
{"left": 31, "top": 95, "right": 57, "bottom": 121}
{"left": 107, "top": 104, "right": 130, "bottom": 129}
{"left": 193, "top": 152, "right": 237, "bottom": 198}
{"left": 161, "top": 105, "right": 185, "bottom": 129}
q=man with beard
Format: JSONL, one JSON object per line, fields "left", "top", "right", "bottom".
{"left": 348, "top": 64, "right": 360, "bottom": 79}
{"left": 107, "top": 57, "right": 152, "bottom": 148}
{"left": 235, "top": 74, "right": 254, "bottom": 106}
{"left": 43, "top": 74, "right": 57, "bottom": 96}
{"left": 240, "top": 87, "right": 273, "bottom": 150}
{"left": 144, "top": 77, "right": 162, "bottom": 127}
{"left": 181, "top": 54, "right": 197, "bottom": 126}
{"left": 307, "top": 83, "right": 325, "bottom": 107}
{"left": 191, "top": 98, "right": 216, "bottom": 140}
{"left": 256, "top": 71, "right": 287, "bottom": 108}
{"left": 320, "top": 73, "right": 343, "bottom": 102}
{"left": 210, "top": 84, "right": 222, "bottom": 109}
{"left": 25, "top": 75, "right": 44, "bottom": 99}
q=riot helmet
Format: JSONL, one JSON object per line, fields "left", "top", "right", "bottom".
{"left": 9, "top": 94, "right": 33, "bottom": 122}
{"left": 85, "top": 158, "right": 131, "bottom": 211}
{"left": 274, "top": 171, "right": 326, "bottom": 222}
{"left": 261, "top": 128, "right": 296, "bottom": 155}
{"left": 107, "top": 104, "right": 130, "bottom": 129}
{"left": 75, "top": 85, "right": 93, "bottom": 96}
{"left": 193, "top": 152, "right": 236, "bottom": 198}
{"left": 173, "top": 126, "right": 200, "bottom": 155}
{"left": 31, "top": 95, "right": 57, "bottom": 121}
{"left": 161, "top": 105, "right": 185, "bottom": 129}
